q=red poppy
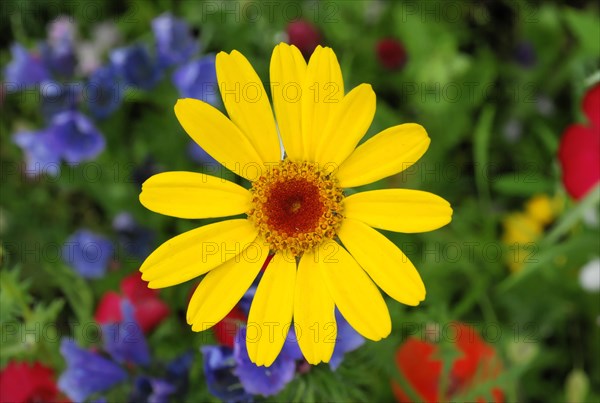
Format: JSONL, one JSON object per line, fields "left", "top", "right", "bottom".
{"left": 0, "top": 361, "right": 60, "bottom": 403}
{"left": 393, "top": 323, "right": 504, "bottom": 403}
{"left": 376, "top": 38, "right": 407, "bottom": 70}
{"left": 286, "top": 20, "right": 321, "bottom": 59}
{"left": 95, "top": 272, "right": 169, "bottom": 333}
{"left": 558, "top": 84, "right": 600, "bottom": 200}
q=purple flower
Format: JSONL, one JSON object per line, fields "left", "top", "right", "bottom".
{"left": 112, "top": 212, "right": 155, "bottom": 260}
{"left": 132, "top": 156, "right": 164, "bottom": 186}
{"left": 42, "top": 16, "right": 77, "bottom": 77}
{"left": 51, "top": 111, "right": 105, "bottom": 164}
{"left": 238, "top": 284, "right": 257, "bottom": 316}
{"left": 329, "top": 311, "right": 365, "bottom": 370}
{"left": 131, "top": 376, "right": 176, "bottom": 403}
{"left": 165, "top": 352, "right": 194, "bottom": 397}
{"left": 514, "top": 41, "right": 536, "bottom": 68}
{"left": 152, "top": 13, "right": 198, "bottom": 66}
{"left": 172, "top": 55, "right": 217, "bottom": 104}
{"left": 40, "top": 80, "right": 80, "bottom": 120}
{"left": 58, "top": 339, "right": 127, "bottom": 402}
{"left": 110, "top": 45, "right": 162, "bottom": 90}
{"left": 234, "top": 326, "right": 296, "bottom": 397}
{"left": 201, "top": 345, "right": 252, "bottom": 402}
{"left": 62, "top": 229, "right": 114, "bottom": 279}
{"left": 102, "top": 299, "right": 151, "bottom": 366}
{"left": 3, "top": 44, "right": 50, "bottom": 90}
{"left": 86, "top": 65, "right": 123, "bottom": 119}
{"left": 12, "top": 129, "right": 61, "bottom": 177}
{"left": 187, "top": 141, "right": 219, "bottom": 166}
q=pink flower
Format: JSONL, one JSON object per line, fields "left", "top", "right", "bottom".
{"left": 95, "top": 272, "right": 170, "bottom": 333}
{"left": 558, "top": 84, "right": 600, "bottom": 199}
{"left": 0, "top": 361, "right": 62, "bottom": 403}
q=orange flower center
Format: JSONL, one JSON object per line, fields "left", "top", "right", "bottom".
{"left": 248, "top": 160, "right": 344, "bottom": 256}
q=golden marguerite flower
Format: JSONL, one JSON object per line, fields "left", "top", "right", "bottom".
{"left": 139, "top": 43, "right": 452, "bottom": 367}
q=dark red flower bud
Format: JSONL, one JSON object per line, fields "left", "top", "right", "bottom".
{"left": 376, "top": 38, "right": 407, "bottom": 70}
{"left": 286, "top": 20, "right": 321, "bottom": 58}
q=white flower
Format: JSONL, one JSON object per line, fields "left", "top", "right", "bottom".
{"left": 579, "top": 258, "right": 600, "bottom": 292}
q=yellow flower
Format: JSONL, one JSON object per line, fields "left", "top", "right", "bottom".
{"left": 502, "top": 212, "right": 543, "bottom": 245}
{"left": 502, "top": 212, "right": 543, "bottom": 273}
{"left": 139, "top": 44, "right": 453, "bottom": 367}
{"left": 524, "top": 194, "right": 560, "bottom": 225}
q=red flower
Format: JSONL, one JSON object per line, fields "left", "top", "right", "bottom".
{"left": 286, "top": 20, "right": 321, "bottom": 59}
{"left": 213, "top": 306, "right": 247, "bottom": 348}
{"left": 376, "top": 38, "right": 407, "bottom": 70}
{"left": 95, "top": 272, "right": 169, "bottom": 333}
{"left": 558, "top": 84, "right": 600, "bottom": 200}
{"left": 0, "top": 361, "right": 60, "bottom": 403}
{"left": 393, "top": 323, "right": 504, "bottom": 403}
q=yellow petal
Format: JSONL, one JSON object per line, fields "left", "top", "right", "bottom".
{"left": 141, "top": 219, "right": 258, "bottom": 288}
{"left": 139, "top": 171, "right": 251, "bottom": 219}
{"left": 338, "top": 218, "right": 425, "bottom": 305}
{"left": 246, "top": 252, "right": 296, "bottom": 367}
{"left": 337, "top": 124, "right": 430, "bottom": 187}
{"left": 294, "top": 250, "right": 337, "bottom": 365}
{"left": 187, "top": 240, "right": 269, "bottom": 331}
{"left": 316, "top": 240, "right": 391, "bottom": 341}
{"left": 344, "top": 189, "right": 452, "bottom": 233}
{"left": 270, "top": 43, "right": 307, "bottom": 162}
{"left": 174, "top": 98, "right": 266, "bottom": 181}
{"left": 302, "top": 46, "right": 344, "bottom": 161}
{"left": 314, "top": 84, "right": 376, "bottom": 169}
{"left": 216, "top": 50, "right": 281, "bottom": 163}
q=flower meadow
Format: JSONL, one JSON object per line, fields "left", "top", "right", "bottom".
{"left": 1, "top": 1, "right": 599, "bottom": 402}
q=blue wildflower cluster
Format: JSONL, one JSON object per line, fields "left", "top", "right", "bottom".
{"left": 201, "top": 285, "right": 365, "bottom": 401}
{"left": 61, "top": 213, "right": 154, "bottom": 279}
{"left": 58, "top": 300, "right": 192, "bottom": 402}
{"left": 5, "top": 13, "right": 217, "bottom": 178}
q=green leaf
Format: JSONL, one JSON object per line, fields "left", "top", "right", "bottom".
{"left": 492, "top": 173, "right": 554, "bottom": 196}
{"left": 543, "top": 183, "right": 600, "bottom": 246}
{"left": 45, "top": 264, "right": 93, "bottom": 327}
{"left": 563, "top": 8, "right": 600, "bottom": 56}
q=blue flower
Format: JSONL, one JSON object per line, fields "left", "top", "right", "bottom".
{"left": 102, "top": 299, "right": 151, "bottom": 366}
{"left": 165, "top": 351, "right": 194, "bottom": 396}
{"left": 172, "top": 55, "right": 217, "bottom": 104}
{"left": 41, "top": 17, "right": 77, "bottom": 77}
{"left": 187, "top": 141, "right": 219, "bottom": 166}
{"left": 51, "top": 111, "right": 105, "bottom": 164}
{"left": 12, "top": 129, "right": 61, "bottom": 177}
{"left": 132, "top": 156, "right": 164, "bottom": 187}
{"left": 62, "top": 229, "right": 114, "bottom": 279}
{"left": 514, "top": 41, "right": 536, "bottom": 68}
{"left": 329, "top": 311, "right": 365, "bottom": 370}
{"left": 238, "top": 284, "right": 257, "bottom": 316}
{"left": 110, "top": 45, "right": 162, "bottom": 90}
{"left": 201, "top": 345, "right": 252, "bottom": 402}
{"left": 58, "top": 339, "right": 127, "bottom": 402}
{"left": 152, "top": 13, "right": 198, "bottom": 66}
{"left": 86, "top": 65, "right": 123, "bottom": 119}
{"left": 130, "top": 376, "right": 176, "bottom": 403}
{"left": 40, "top": 80, "right": 80, "bottom": 120}
{"left": 234, "top": 327, "right": 296, "bottom": 397}
{"left": 112, "top": 212, "right": 155, "bottom": 260}
{"left": 3, "top": 44, "right": 50, "bottom": 90}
